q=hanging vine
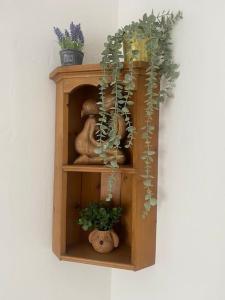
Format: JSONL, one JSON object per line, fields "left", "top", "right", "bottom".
{"left": 96, "top": 11, "right": 182, "bottom": 213}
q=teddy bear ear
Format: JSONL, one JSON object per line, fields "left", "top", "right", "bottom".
{"left": 110, "top": 231, "right": 119, "bottom": 247}
{"left": 88, "top": 230, "right": 98, "bottom": 244}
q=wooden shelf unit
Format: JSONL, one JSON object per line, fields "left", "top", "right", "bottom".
{"left": 50, "top": 62, "right": 159, "bottom": 271}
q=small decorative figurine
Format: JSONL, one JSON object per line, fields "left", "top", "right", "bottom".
{"left": 74, "top": 92, "right": 126, "bottom": 164}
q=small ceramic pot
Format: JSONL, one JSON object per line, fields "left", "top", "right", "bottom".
{"left": 88, "top": 229, "right": 119, "bottom": 253}
{"left": 60, "top": 49, "right": 84, "bottom": 66}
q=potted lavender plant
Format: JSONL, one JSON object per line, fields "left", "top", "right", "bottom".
{"left": 54, "top": 22, "right": 84, "bottom": 66}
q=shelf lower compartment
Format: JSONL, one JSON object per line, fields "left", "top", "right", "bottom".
{"left": 64, "top": 171, "right": 134, "bottom": 270}
{"left": 61, "top": 241, "right": 134, "bottom": 270}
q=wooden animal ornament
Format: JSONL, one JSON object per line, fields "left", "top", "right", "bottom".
{"left": 88, "top": 229, "right": 119, "bottom": 253}
{"left": 74, "top": 93, "right": 126, "bottom": 164}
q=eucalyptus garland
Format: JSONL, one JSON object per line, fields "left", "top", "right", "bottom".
{"left": 96, "top": 11, "right": 182, "bottom": 213}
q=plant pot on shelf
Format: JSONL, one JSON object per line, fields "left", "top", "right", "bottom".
{"left": 88, "top": 229, "right": 119, "bottom": 254}
{"left": 123, "top": 33, "right": 149, "bottom": 63}
{"left": 60, "top": 49, "right": 84, "bottom": 66}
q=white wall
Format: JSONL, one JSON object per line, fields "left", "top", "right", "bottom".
{"left": 0, "top": 0, "right": 118, "bottom": 299}
{"left": 1, "top": 1, "right": 225, "bottom": 299}
{"left": 111, "top": 1, "right": 225, "bottom": 300}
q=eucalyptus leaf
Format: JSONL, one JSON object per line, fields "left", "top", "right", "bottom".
{"left": 96, "top": 10, "right": 182, "bottom": 215}
{"left": 150, "top": 197, "right": 157, "bottom": 206}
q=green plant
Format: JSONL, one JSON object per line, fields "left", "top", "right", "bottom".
{"left": 54, "top": 22, "right": 84, "bottom": 51}
{"left": 96, "top": 11, "right": 182, "bottom": 215}
{"left": 78, "top": 203, "right": 122, "bottom": 231}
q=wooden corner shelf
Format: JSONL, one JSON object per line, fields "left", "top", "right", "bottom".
{"left": 50, "top": 63, "right": 159, "bottom": 271}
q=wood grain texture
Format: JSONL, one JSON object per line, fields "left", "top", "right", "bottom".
{"left": 120, "top": 174, "right": 133, "bottom": 246}
{"left": 62, "top": 242, "right": 133, "bottom": 270}
{"left": 131, "top": 74, "right": 159, "bottom": 269}
{"left": 63, "top": 165, "right": 135, "bottom": 173}
{"left": 51, "top": 62, "right": 159, "bottom": 270}
{"left": 66, "top": 172, "right": 82, "bottom": 247}
{"left": 52, "top": 82, "right": 68, "bottom": 257}
{"left": 49, "top": 62, "right": 149, "bottom": 83}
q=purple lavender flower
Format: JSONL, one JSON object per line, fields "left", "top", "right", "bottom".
{"left": 70, "top": 22, "right": 78, "bottom": 41}
{"left": 70, "top": 22, "right": 84, "bottom": 44}
{"left": 65, "top": 29, "right": 70, "bottom": 38}
{"left": 54, "top": 22, "right": 84, "bottom": 50}
{"left": 77, "top": 24, "right": 84, "bottom": 44}
{"left": 53, "top": 27, "right": 64, "bottom": 42}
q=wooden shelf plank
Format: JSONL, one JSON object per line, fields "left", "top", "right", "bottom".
{"left": 62, "top": 242, "right": 135, "bottom": 270}
{"left": 49, "top": 62, "right": 148, "bottom": 81}
{"left": 62, "top": 164, "right": 136, "bottom": 174}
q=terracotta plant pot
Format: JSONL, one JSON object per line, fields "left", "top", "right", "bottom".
{"left": 88, "top": 229, "right": 119, "bottom": 253}
{"left": 60, "top": 49, "right": 84, "bottom": 66}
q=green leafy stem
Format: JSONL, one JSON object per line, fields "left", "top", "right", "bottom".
{"left": 96, "top": 11, "right": 182, "bottom": 215}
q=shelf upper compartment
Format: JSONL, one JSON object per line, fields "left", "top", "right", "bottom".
{"left": 63, "top": 164, "right": 136, "bottom": 174}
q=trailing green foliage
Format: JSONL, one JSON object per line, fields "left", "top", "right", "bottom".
{"left": 78, "top": 203, "right": 122, "bottom": 231}
{"left": 97, "top": 11, "right": 182, "bottom": 215}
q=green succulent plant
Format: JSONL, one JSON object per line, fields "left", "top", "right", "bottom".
{"left": 78, "top": 203, "right": 122, "bottom": 231}
{"left": 96, "top": 11, "right": 182, "bottom": 216}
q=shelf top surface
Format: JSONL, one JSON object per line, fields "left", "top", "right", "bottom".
{"left": 49, "top": 61, "right": 148, "bottom": 81}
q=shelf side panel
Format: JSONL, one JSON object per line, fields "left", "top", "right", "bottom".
{"left": 131, "top": 74, "right": 159, "bottom": 269}
{"left": 52, "top": 81, "right": 69, "bottom": 257}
